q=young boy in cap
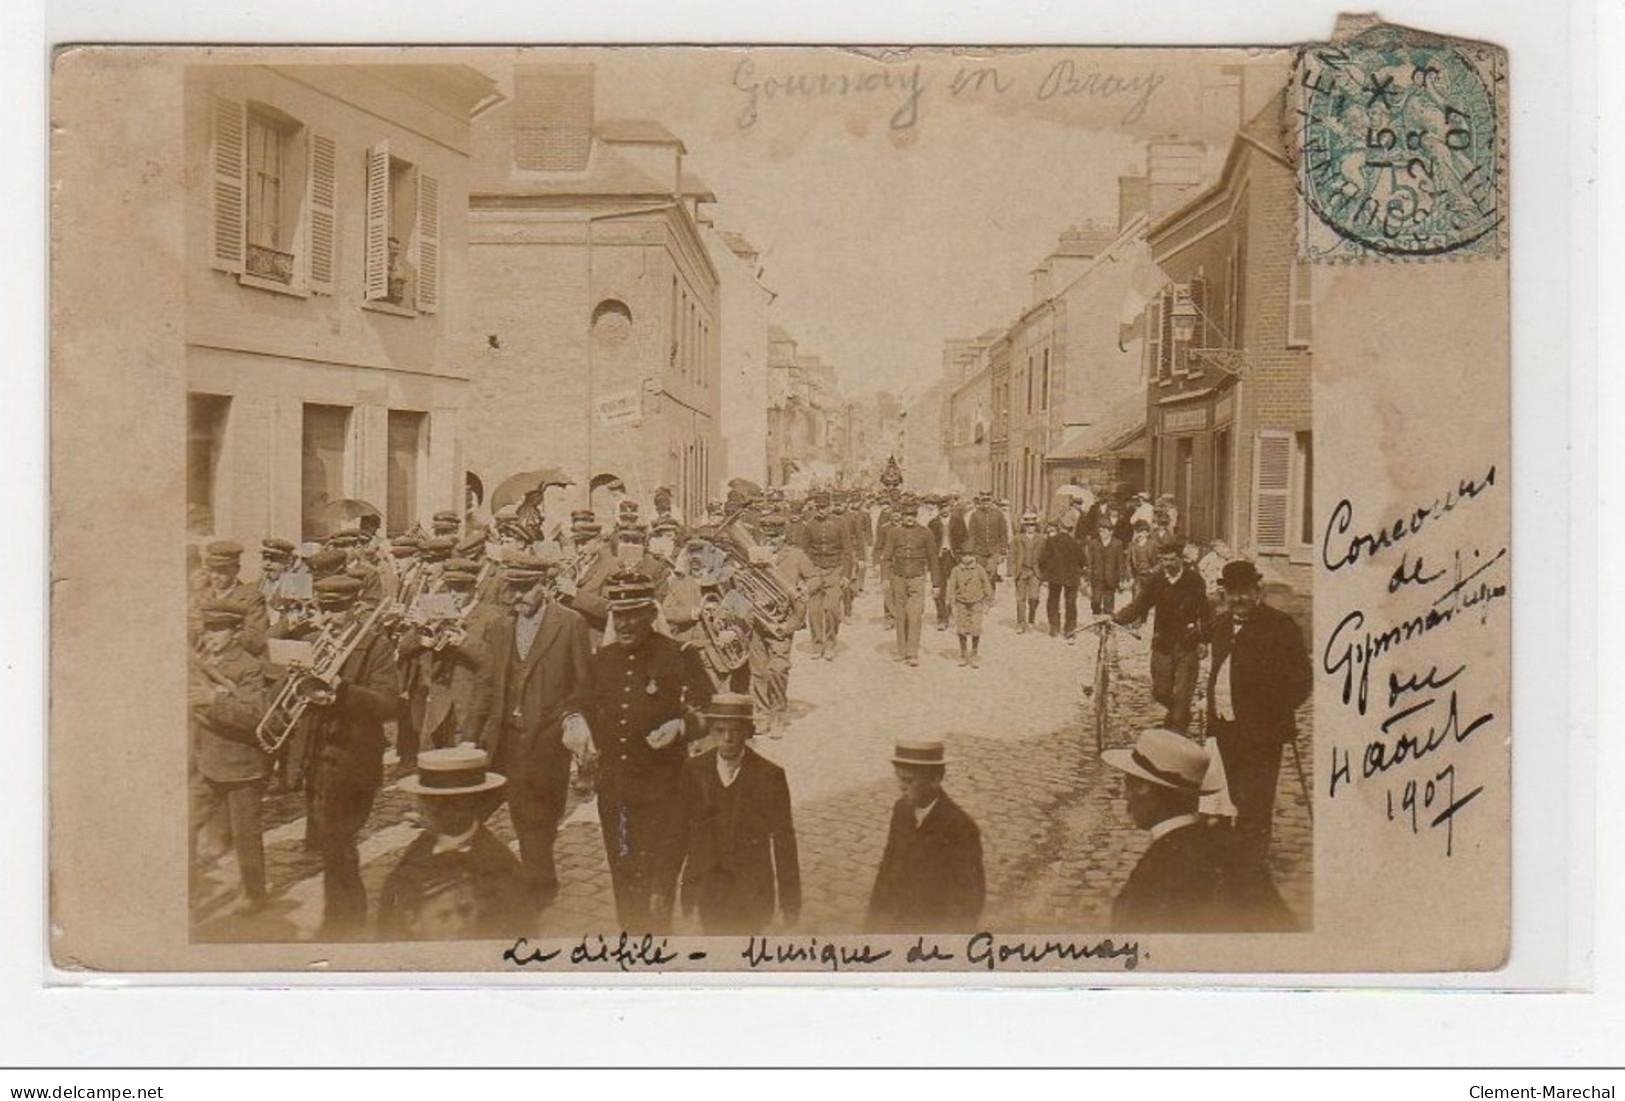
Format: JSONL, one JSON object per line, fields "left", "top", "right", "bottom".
{"left": 377, "top": 745, "right": 531, "bottom": 940}
{"left": 1103, "top": 727, "right": 1293, "bottom": 932}
{"left": 866, "top": 739, "right": 985, "bottom": 933}
{"left": 674, "top": 694, "right": 801, "bottom": 935}
{"left": 944, "top": 550, "right": 993, "bottom": 667}
{"left": 1009, "top": 511, "right": 1045, "bottom": 634}
{"left": 189, "top": 597, "right": 271, "bottom": 913}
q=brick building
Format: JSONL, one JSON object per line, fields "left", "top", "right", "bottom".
{"left": 1142, "top": 92, "right": 1314, "bottom": 589}
{"left": 185, "top": 63, "right": 499, "bottom": 545}
{"left": 944, "top": 332, "right": 998, "bottom": 494}
{"left": 465, "top": 65, "right": 722, "bottom": 520}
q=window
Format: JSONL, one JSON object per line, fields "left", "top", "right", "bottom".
{"left": 365, "top": 142, "right": 439, "bottom": 313}
{"left": 301, "top": 403, "right": 352, "bottom": 540}
{"left": 386, "top": 410, "right": 428, "bottom": 536}
{"left": 187, "top": 394, "right": 231, "bottom": 537}
{"left": 1041, "top": 349, "right": 1050, "bottom": 411}
{"left": 1026, "top": 356, "right": 1034, "bottom": 414}
{"left": 1288, "top": 260, "right": 1313, "bottom": 347}
{"left": 1251, "top": 428, "right": 1293, "bottom": 555}
{"left": 211, "top": 98, "right": 335, "bottom": 294}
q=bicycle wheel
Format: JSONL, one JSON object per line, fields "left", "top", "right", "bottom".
{"left": 1093, "top": 636, "right": 1111, "bottom": 754}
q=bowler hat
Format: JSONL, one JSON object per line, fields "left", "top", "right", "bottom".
{"left": 1219, "top": 560, "right": 1264, "bottom": 590}
{"left": 1102, "top": 728, "right": 1219, "bottom": 795}
{"left": 397, "top": 745, "right": 507, "bottom": 796}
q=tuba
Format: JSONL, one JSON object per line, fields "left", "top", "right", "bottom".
{"left": 697, "top": 590, "right": 752, "bottom": 673}
{"left": 713, "top": 523, "right": 800, "bottom": 638}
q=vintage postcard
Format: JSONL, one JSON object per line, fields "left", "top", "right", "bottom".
{"left": 48, "top": 24, "right": 1510, "bottom": 976}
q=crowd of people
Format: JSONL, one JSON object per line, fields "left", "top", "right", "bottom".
{"left": 186, "top": 477, "right": 1311, "bottom": 942}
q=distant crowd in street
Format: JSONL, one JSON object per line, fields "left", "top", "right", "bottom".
{"left": 187, "top": 474, "right": 1311, "bottom": 943}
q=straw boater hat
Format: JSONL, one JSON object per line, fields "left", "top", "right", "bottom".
{"left": 1102, "top": 728, "right": 1220, "bottom": 795}
{"left": 705, "top": 692, "right": 756, "bottom": 729}
{"left": 397, "top": 744, "right": 507, "bottom": 797}
{"left": 891, "top": 738, "right": 947, "bottom": 769}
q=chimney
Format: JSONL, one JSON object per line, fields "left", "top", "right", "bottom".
{"left": 512, "top": 64, "right": 595, "bottom": 172}
{"left": 1146, "top": 138, "right": 1207, "bottom": 219}
{"left": 1118, "top": 172, "right": 1150, "bottom": 231}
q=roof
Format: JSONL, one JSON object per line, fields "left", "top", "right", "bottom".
{"left": 595, "top": 118, "right": 687, "bottom": 151}
{"left": 1047, "top": 387, "right": 1149, "bottom": 460}
{"left": 718, "top": 231, "right": 759, "bottom": 260}
{"left": 1145, "top": 88, "right": 1291, "bottom": 242}
{"left": 680, "top": 171, "right": 716, "bottom": 203}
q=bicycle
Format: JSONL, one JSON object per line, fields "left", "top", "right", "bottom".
{"left": 1078, "top": 616, "right": 1139, "bottom": 755}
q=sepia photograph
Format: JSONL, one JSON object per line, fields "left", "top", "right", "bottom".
{"left": 50, "top": 26, "right": 1511, "bottom": 975}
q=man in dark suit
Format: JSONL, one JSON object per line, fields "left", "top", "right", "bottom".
{"left": 1112, "top": 540, "right": 1211, "bottom": 731}
{"left": 469, "top": 553, "right": 593, "bottom": 908}
{"left": 567, "top": 570, "right": 714, "bottom": 933}
{"left": 1104, "top": 727, "right": 1294, "bottom": 933}
{"left": 866, "top": 739, "right": 985, "bottom": 933}
{"left": 675, "top": 694, "right": 801, "bottom": 935}
{"left": 1206, "top": 560, "right": 1313, "bottom": 866}
{"left": 1038, "top": 520, "right": 1085, "bottom": 641}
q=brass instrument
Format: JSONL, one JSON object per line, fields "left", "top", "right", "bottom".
{"left": 697, "top": 590, "right": 752, "bottom": 673}
{"left": 712, "top": 523, "right": 800, "bottom": 638}
{"left": 255, "top": 598, "right": 390, "bottom": 757}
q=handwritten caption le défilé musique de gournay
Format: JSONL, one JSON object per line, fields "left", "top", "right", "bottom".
{"left": 729, "top": 56, "right": 1166, "bottom": 131}
{"left": 1320, "top": 463, "right": 1508, "bottom": 856}
{"left": 502, "top": 931, "right": 1141, "bottom": 973}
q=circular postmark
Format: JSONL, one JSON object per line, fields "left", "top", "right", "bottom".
{"left": 1299, "top": 40, "right": 1500, "bottom": 257}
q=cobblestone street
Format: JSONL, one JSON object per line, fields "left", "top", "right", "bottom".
{"left": 193, "top": 582, "right": 1312, "bottom": 943}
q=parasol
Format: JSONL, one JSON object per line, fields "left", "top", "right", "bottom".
{"left": 491, "top": 467, "right": 575, "bottom": 511}
{"left": 320, "top": 498, "right": 381, "bottom": 525}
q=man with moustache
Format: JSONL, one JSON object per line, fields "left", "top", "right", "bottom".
{"left": 877, "top": 502, "right": 943, "bottom": 667}
{"left": 566, "top": 570, "right": 713, "bottom": 932}
{"left": 468, "top": 553, "right": 592, "bottom": 909}
{"left": 1205, "top": 560, "right": 1313, "bottom": 867}
{"left": 1112, "top": 539, "right": 1212, "bottom": 733}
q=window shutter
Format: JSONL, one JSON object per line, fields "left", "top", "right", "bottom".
{"left": 1146, "top": 298, "right": 1161, "bottom": 383}
{"left": 209, "top": 97, "right": 247, "bottom": 273}
{"left": 307, "top": 132, "right": 337, "bottom": 294}
{"left": 1189, "top": 276, "right": 1209, "bottom": 349}
{"left": 1252, "top": 429, "right": 1293, "bottom": 553}
{"left": 416, "top": 172, "right": 440, "bottom": 314}
{"left": 1158, "top": 288, "right": 1174, "bottom": 381}
{"left": 1287, "top": 261, "right": 1313, "bottom": 347}
{"left": 364, "top": 142, "right": 390, "bottom": 301}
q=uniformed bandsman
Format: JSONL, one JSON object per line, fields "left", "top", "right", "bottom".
{"left": 189, "top": 596, "right": 271, "bottom": 914}
{"left": 298, "top": 574, "right": 400, "bottom": 938}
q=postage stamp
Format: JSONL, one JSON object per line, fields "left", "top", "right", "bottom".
{"left": 1295, "top": 24, "right": 1506, "bottom": 261}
